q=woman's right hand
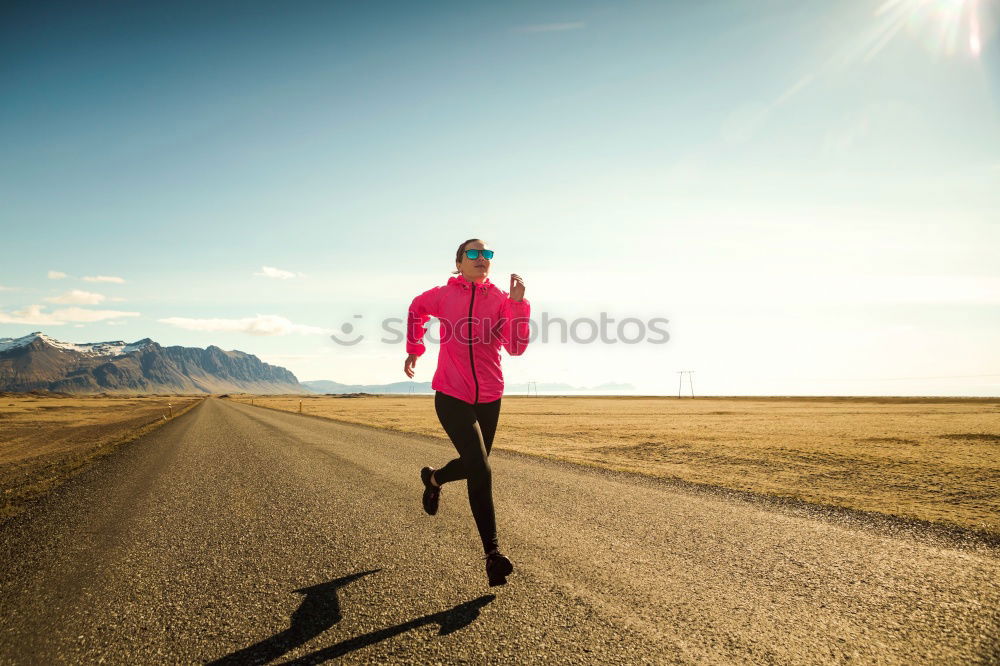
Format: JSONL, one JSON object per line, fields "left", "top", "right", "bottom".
{"left": 404, "top": 354, "right": 419, "bottom": 378}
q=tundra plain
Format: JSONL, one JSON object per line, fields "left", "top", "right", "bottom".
{"left": 239, "top": 394, "right": 1000, "bottom": 539}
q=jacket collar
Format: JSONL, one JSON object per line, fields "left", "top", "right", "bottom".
{"left": 448, "top": 274, "right": 495, "bottom": 293}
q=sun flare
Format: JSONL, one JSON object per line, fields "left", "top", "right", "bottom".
{"left": 871, "top": 0, "right": 989, "bottom": 58}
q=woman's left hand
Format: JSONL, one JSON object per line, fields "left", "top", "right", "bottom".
{"left": 509, "top": 273, "right": 525, "bottom": 302}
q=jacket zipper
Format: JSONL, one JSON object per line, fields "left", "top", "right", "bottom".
{"left": 467, "top": 283, "right": 479, "bottom": 403}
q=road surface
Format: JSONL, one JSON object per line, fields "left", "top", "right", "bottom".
{"left": 1, "top": 397, "right": 998, "bottom": 664}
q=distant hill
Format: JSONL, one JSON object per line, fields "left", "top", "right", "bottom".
{"left": 302, "top": 380, "right": 433, "bottom": 394}
{"left": 0, "top": 331, "right": 307, "bottom": 395}
{"left": 301, "top": 379, "right": 636, "bottom": 394}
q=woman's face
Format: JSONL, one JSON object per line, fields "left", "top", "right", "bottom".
{"left": 457, "top": 240, "right": 491, "bottom": 281}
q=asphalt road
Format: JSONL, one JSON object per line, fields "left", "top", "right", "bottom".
{"left": 1, "top": 397, "right": 998, "bottom": 664}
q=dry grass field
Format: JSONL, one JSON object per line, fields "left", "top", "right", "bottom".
{"left": 240, "top": 394, "right": 1000, "bottom": 537}
{"left": 0, "top": 393, "right": 201, "bottom": 519}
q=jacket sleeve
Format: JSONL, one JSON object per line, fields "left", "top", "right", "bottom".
{"left": 501, "top": 297, "right": 531, "bottom": 356}
{"left": 406, "top": 286, "right": 441, "bottom": 356}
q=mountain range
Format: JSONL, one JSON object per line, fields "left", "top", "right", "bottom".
{"left": 0, "top": 332, "right": 306, "bottom": 394}
{"left": 0, "top": 331, "right": 636, "bottom": 395}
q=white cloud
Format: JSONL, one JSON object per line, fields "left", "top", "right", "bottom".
{"left": 0, "top": 304, "right": 140, "bottom": 325}
{"left": 0, "top": 285, "right": 17, "bottom": 291}
{"left": 0, "top": 305, "right": 63, "bottom": 325}
{"left": 516, "top": 22, "right": 585, "bottom": 33}
{"left": 82, "top": 275, "right": 125, "bottom": 283}
{"left": 48, "top": 270, "right": 67, "bottom": 279}
{"left": 158, "top": 314, "right": 330, "bottom": 336}
{"left": 51, "top": 307, "right": 139, "bottom": 323}
{"left": 253, "top": 266, "right": 298, "bottom": 280}
{"left": 45, "top": 289, "right": 106, "bottom": 305}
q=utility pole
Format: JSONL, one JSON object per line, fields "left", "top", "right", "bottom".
{"left": 676, "top": 370, "right": 695, "bottom": 398}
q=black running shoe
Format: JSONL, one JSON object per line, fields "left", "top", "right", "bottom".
{"left": 420, "top": 466, "right": 440, "bottom": 515}
{"left": 484, "top": 549, "right": 514, "bottom": 587}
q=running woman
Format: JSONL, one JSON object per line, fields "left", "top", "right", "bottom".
{"left": 403, "top": 238, "right": 530, "bottom": 587}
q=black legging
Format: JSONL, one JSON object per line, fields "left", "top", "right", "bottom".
{"left": 432, "top": 390, "right": 502, "bottom": 554}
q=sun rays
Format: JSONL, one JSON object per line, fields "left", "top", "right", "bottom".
{"left": 868, "top": 0, "right": 989, "bottom": 59}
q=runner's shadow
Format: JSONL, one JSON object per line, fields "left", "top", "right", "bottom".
{"left": 206, "top": 569, "right": 496, "bottom": 665}
{"left": 276, "top": 594, "right": 496, "bottom": 664}
{"left": 205, "top": 570, "right": 376, "bottom": 665}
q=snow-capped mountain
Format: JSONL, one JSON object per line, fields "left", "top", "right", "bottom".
{"left": 0, "top": 331, "right": 306, "bottom": 394}
{"left": 0, "top": 331, "right": 154, "bottom": 357}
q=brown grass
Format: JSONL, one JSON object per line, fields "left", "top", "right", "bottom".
{"left": 0, "top": 394, "right": 201, "bottom": 519}
{"left": 240, "top": 394, "right": 1000, "bottom": 537}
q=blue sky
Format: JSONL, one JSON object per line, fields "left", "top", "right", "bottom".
{"left": 2, "top": 0, "right": 998, "bottom": 395}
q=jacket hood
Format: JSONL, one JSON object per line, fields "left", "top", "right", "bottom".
{"left": 447, "top": 275, "right": 497, "bottom": 293}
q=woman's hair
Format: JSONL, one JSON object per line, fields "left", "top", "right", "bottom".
{"left": 452, "top": 238, "right": 486, "bottom": 274}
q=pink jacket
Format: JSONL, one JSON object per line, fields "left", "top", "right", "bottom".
{"left": 407, "top": 274, "right": 531, "bottom": 404}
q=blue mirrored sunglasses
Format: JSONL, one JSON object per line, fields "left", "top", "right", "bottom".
{"left": 465, "top": 249, "right": 494, "bottom": 260}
